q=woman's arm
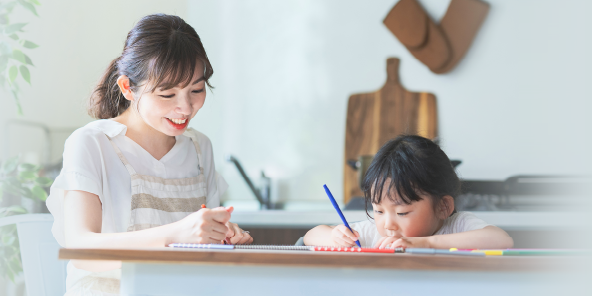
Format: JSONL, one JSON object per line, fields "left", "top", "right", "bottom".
{"left": 64, "top": 190, "right": 232, "bottom": 271}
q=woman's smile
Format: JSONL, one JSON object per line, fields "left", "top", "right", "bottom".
{"left": 165, "top": 117, "right": 189, "bottom": 129}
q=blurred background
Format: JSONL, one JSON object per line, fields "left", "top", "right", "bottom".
{"left": 1, "top": 0, "right": 591, "bottom": 294}
{"left": 2, "top": 0, "right": 592, "bottom": 206}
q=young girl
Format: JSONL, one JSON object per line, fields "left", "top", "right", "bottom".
{"left": 304, "top": 135, "right": 513, "bottom": 250}
{"left": 46, "top": 14, "right": 252, "bottom": 295}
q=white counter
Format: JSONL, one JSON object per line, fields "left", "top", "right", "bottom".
{"left": 230, "top": 210, "right": 588, "bottom": 231}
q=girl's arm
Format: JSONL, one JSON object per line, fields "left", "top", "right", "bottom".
{"left": 64, "top": 190, "right": 232, "bottom": 271}
{"left": 377, "top": 226, "right": 513, "bottom": 249}
{"left": 303, "top": 225, "right": 359, "bottom": 246}
{"left": 428, "top": 226, "right": 514, "bottom": 249}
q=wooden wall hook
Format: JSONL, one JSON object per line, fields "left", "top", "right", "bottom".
{"left": 384, "top": 0, "right": 490, "bottom": 74}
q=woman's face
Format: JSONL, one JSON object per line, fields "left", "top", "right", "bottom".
{"left": 133, "top": 63, "right": 206, "bottom": 137}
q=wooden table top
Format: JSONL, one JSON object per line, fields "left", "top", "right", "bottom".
{"left": 59, "top": 247, "right": 582, "bottom": 272}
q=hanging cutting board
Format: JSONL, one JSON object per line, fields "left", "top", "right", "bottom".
{"left": 343, "top": 58, "right": 438, "bottom": 204}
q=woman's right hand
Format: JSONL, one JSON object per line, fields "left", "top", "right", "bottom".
{"left": 168, "top": 207, "right": 232, "bottom": 245}
{"left": 330, "top": 225, "right": 360, "bottom": 247}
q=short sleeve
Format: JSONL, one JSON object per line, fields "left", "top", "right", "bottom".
{"left": 45, "top": 129, "right": 105, "bottom": 246}
{"left": 55, "top": 128, "right": 104, "bottom": 196}
{"left": 350, "top": 220, "right": 380, "bottom": 248}
{"left": 435, "top": 212, "right": 492, "bottom": 235}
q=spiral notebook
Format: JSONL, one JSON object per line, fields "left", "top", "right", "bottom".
{"left": 168, "top": 243, "right": 313, "bottom": 251}
{"left": 168, "top": 244, "right": 405, "bottom": 253}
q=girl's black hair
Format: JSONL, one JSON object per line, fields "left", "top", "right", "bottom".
{"left": 88, "top": 14, "right": 213, "bottom": 119}
{"left": 362, "top": 135, "right": 460, "bottom": 218}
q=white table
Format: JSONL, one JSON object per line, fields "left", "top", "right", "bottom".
{"left": 59, "top": 247, "right": 590, "bottom": 296}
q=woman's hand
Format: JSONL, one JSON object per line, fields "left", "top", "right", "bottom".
{"left": 225, "top": 222, "right": 253, "bottom": 245}
{"left": 330, "top": 225, "right": 360, "bottom": 247}
{"left": 375, "top": 236, "right": 431, "bottom": 249}
{"left": 168, "top": 207, "right": 233, "bottom": 245}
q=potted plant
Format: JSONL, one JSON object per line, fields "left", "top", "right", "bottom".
{"left": 1, "top": 0, "right": 41, "bottom": 115}
{"left": 0, "top": 155, "right": 53, "bottom": 282}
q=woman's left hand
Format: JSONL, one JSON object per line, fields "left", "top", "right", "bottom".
{"left": 224, "top": 222, "right": 253, "bottom": 245}
{"left": 375, "top": 236, "right": 431, "bottom": 249}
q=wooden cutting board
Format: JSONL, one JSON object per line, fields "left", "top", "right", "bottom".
{"left": 343, "top": 58, "right": 438, "bottom": 204}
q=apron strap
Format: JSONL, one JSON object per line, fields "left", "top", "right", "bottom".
{"left": 105, "top": 135, "right": 138, "bottom": 176}
{"left": 184, "top": 129, "right": 204, "bottom": 174}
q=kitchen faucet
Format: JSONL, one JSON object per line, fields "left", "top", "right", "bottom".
{"left": 226, "top": 155, "right": 271, "bottom": 210}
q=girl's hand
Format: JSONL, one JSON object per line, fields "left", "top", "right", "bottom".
{"left": 225, "top": 222, "right": 253, "bottom": 245}
{"left": 331, "top": 225, "right": 360, "bottom": 247}
{"left": 168, "top": 207, "right": 232, "bottom": 245}
{"left": 375, "top": 236, "right": 431, "bottom": 249}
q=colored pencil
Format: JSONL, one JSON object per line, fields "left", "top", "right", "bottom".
{"left": 323, "top": 184, "right": 362, "bottom": 248}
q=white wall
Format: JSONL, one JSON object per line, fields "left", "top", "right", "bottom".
{"left": 188, "top": 0, "right": 592, "bottom": 204}
{"left": 0, "top": 0, "right": 189, "bottom": 163}
{"left": 1, "top": 0, "right": 590, "bottom": 205}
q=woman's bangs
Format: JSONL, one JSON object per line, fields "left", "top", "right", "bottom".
{"left": 147, "top": 55, "right": 198, "bottom": 92}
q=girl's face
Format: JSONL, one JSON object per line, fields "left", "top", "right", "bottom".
{"left": 372, "top": 184, "right": 446, "bottom": 239}
{"left": 133, "top": 63, "right": 206, "bottom": 136}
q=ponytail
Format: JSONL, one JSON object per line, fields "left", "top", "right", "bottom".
{"left": 88, "top": 58, "right": 130, "bottom": 119}
{"left": 87, "top": 14, "right": 214, "bottom": 119}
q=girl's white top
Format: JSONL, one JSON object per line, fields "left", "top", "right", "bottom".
{"left": 350, "top": 212, "right": 492, "bottom": 248}
{"left": 45, "top": 119, "right": 228, "bottom": 294}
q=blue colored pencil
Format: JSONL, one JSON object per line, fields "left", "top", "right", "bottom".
{"left": 323, "top": 184, "right": 362, "bottom": 248}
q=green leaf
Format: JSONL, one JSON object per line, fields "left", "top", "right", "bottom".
{"left": 8, "top": 65, "right": 17, "bottom": 83}
{"left": 35, "top": 176, "right": 53, "bottom": 187}
{"left": 18, "top": 0, "right": 37, "bottom": 16}
{"left": 28, "top": 0, "right": 41, "bottom": 6}
{"left": 9, "top": 33, "right": 18, "bottom": 40}
{"left": 31, "top": 184, "right": 47, "bottom": 201}
{"left": 7, "top": 267, "right": 15, "bottom": 282}
{"left": 20, "top": 186, "right": 33, "bottom": 199}
{"left": 18, "top": 163, "right": 36, "bottom": 172}
{"left": 0, "top": 14, "right": 8, "bottom": 25}
{"left": 2, "top": 235, "right": 15, "bottom": 245}
{"left": 19, "top": 65, "right": 30, "bottom": 84}
{"left": 0, "top": 2, "right": 18, "bottom": 13}
{"left": 18, "top": 170, "right": 35, "bottom": 180}
{"left": 1, "top": 155, "right": 19, "bottom": 174}
{"left": 9, "top": 255, "right": 22, "bottom": 276}
{"left": 4, "top": 22, "right": 26, "bottom": 35}
{"left": 11, "top": 49, "right": 25, "bottom": 63}
{"left": 20, "top": 40, "right": 38, "bottom": 49}
{"left": 4, "top": 205, "right": 27, "bottom": 214}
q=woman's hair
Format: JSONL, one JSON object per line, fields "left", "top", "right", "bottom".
{"left": 362, "top": 135, "right": 460, "bottom": 218}
{"left": 88, "top": 14, "right": 213, "bottom": 119}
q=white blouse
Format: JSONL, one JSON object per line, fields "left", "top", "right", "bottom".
{"left": 46, "top": 119, "right": 228, "bottom": 247}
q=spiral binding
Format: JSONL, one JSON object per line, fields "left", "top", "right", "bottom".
{"left": 234, "top": 245, "right": 313, "bottom": 251}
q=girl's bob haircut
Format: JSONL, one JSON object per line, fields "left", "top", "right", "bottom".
{"left": 88, "top": 14, "right": 213, "bottom": 119}
{"left": 362, "top": 135, "right": 460, "bottom": 218}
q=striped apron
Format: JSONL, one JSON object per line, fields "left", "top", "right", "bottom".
{"left": 107, "top": 130, "right": 208, "bottom": 231}
{"left": 65, "top": 130, "right": 207, "bottom": 296}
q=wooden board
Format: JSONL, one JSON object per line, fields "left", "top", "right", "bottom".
{"left": 343, "top": 58, "right": 437, "bottom": 204}
{"left": 58, "top": 247, "right": 578, "bottom": 272}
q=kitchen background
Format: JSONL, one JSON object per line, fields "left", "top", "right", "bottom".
{"left": 1, "top": 0, "right": 591, "bottom": 206}
{"left": 1, "top": 1, "right": 591, "bottom": 295}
